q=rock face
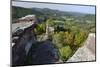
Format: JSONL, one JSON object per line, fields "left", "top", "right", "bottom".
{"left": 16, "top": 15, "right": 37, "bottom": 23}
{"left": 12, "top": 15, "right": 37, "bottom": 33}
{"left": 12, "top": 24, "right": 37, "bottom": 66}
{"left": 25, "top": 40, "right": 59, "bottom": 65}
{"left": 12, "top": 15, "right": 59, "bottom": 66}
{"left": 67, "top": 33, "right": 96, "bottom": 62}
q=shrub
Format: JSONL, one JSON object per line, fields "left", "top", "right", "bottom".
{"left": 74, "top": 30, "right": 88, "bottom": 47}
{"left": 59, "top": 46, "right": 72, "bottom": 61}
{"left": 52, "top": 32, "right": 65, "bottom": 48}
{"left": 64, "top": 32, "right": 74, "bottom": 46}
{"left": 34, "top": 24, "right": 46, "bottom": 35}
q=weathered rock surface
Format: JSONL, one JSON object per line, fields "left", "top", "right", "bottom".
{"left": 12, "top": 15, "right": 59, "bottom": 66}
{"left": 67, "top": 33, "right": 95, "bottom": 62}
{"left": 25, "top": 40, "right": 59, "bottom": 65}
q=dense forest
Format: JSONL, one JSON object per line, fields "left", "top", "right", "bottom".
{"left": 12, "top": 6, "right": 96, "bottom": 63}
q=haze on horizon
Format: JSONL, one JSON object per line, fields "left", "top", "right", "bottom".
{"left": 12, "top": 1, "right": 95, "bottom": 14}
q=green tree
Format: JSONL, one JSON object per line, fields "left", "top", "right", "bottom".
{"left": 64, "top": 32, "right": 74, "bottom": 46}
{"left": 46, "top": 17, "right": 55, "bottom": 27}
{"left": 52, "top": 32, "right": 65, "bottom": 48}
{"left": 74, "top": 30, "right": 88, "bottom": 47}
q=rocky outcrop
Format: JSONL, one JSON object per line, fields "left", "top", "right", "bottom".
{"left": 12, "top": 15, "right": 59, "bottom": 66}
{"left": 12, "top": 24, "right": 37, "bottom": 66}
{"left": 25, "top": 40, "right": 59, "bottom": 65}
{"left": 67, "top": 33, "right": 96, "bottom": 62}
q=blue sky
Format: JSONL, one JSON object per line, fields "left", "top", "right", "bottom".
{"left": 12, "top": 1, "right": 95, "bottom": 14}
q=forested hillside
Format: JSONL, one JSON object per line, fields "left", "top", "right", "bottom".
{"left": 12, "top": 6, "right": 95, "bottom": 22}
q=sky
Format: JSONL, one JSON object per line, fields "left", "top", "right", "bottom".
{"left": 12, "top": 1, "right": 95, "bottom": 14}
